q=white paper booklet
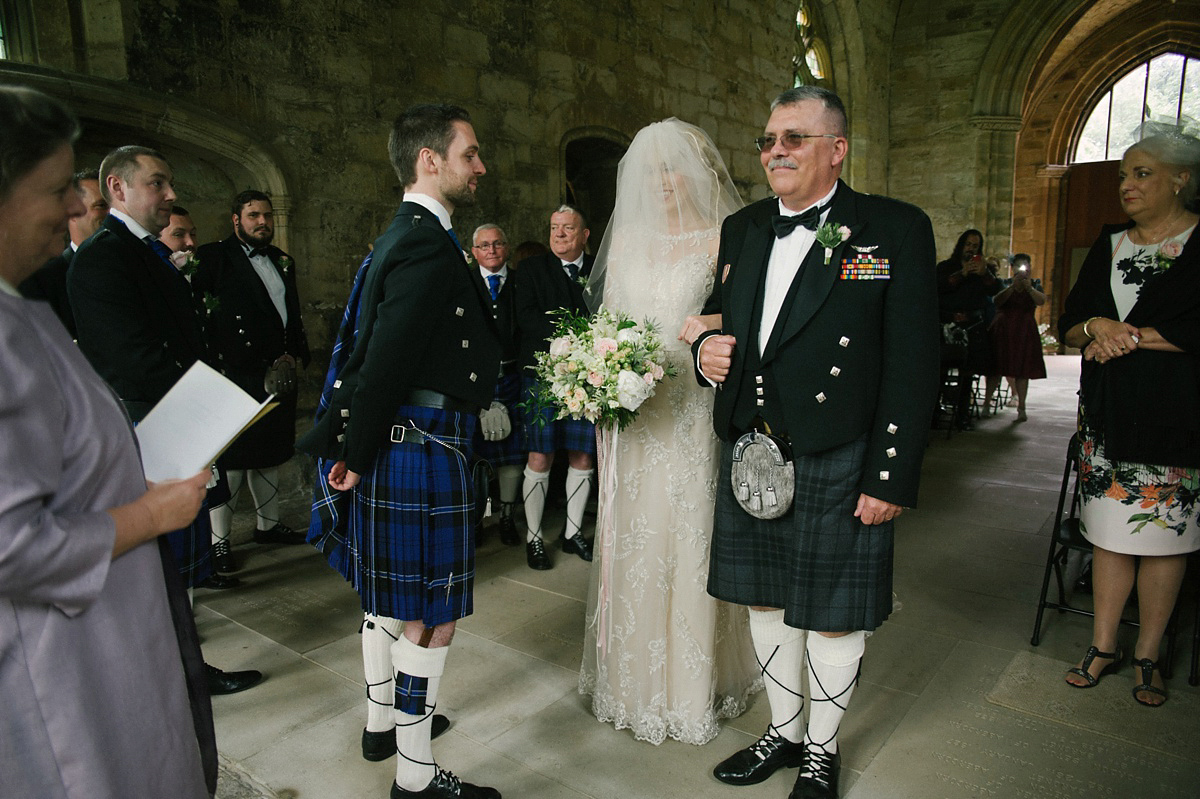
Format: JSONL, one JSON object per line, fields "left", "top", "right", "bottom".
{"left": 136, "top": 361, "right": 278, "bottom": 481}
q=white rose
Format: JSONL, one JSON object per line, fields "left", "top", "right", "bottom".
{"left": 616, "top": 369, "right": 653, "bottom": 411}
{"left": 617, "top": 327, "right": 640, "bottom": 345}
{"left": 549, "top": 336, "right": 571, "bottom": 357}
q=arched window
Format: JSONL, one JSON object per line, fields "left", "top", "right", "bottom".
{"left": 793, "top": 2, "right": 832, "bottom": 88}
{"left": 1073, "top": 52, "right": 1200, "bottom": 163}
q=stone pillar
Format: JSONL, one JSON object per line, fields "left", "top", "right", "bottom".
{"left": 969, "top": 114, "right": 1022, "bottom": 256}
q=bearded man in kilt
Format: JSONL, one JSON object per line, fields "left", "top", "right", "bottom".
{"left": 693, "top": 87, "right": 939, "bottom": 799}
{"left": 297, "top": 104, "right": 501, "bottom": 799}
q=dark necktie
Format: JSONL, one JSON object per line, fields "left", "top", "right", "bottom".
{"left": 146, "top": 237, "right": 175, "bottom": 265}
{"left": 487, "top": 274, "right": 501, "bottom": 301}
{"left": 565, "top": 262, "right": 580, "bottom": 281}
{"left": 771, "top": 202, "right": 829, "bottom": 238}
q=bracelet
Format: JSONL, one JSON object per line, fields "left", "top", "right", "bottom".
{"left": 1082, "top": 316, "right": 1102, "bottom": 339}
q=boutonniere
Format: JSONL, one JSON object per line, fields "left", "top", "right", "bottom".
{"left": 815, "top": 222, "right": 852, "bottom": 265}
{"left": 1155, "top": 239, "right": 1183, "bottom": 271}
{"left": 576, "top": 275, "right": 589, "bottom": 290}
{"left": 278, "top": 255, "right": 293, "bottom": 275}
{"left": 169, "top": 250, "right": 200, "bottom": 282}
{"left": 202, "top": 291, "right": 221, "bottom": 316}
{"left": 464, "top": 250, "right": 474, "bottom": 265}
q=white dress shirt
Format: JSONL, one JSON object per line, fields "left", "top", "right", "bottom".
{"left": 242, "top": 242, "right": 288, "bottom": 325}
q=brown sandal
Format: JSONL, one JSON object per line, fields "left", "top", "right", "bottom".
{"left": 1131, "top": 658, "right": 1168, "bottom": 707}
{"left": 1065, "top": 645, "right": 1123, "bottom": 688}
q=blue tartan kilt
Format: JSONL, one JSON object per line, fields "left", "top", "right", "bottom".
{"left": 168, "top": 506, "right": 213, "bottom": 589}
{"left": 707, "top": 436, "right": 894, "bottom": 632}
{"left": 337, "top": 405, "right": 478, "bottom": 625}
{"left": 519, "top": 376, "right": 597, "bottom": 456}
{"left": 473, "top": 372, "right": 526, "bottom": 467}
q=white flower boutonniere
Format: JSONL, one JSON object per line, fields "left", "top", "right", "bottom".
{"left": 576, "top": 275, "right": 589, "bottom": 290}
{"left": 815, "top": 222, "right": 852, "bottom": 265}
{"left": 1156, "top": 239, "right": 1183, "bottom": 272}
{"left": 278, "top": 255, "right": 294, "bottom": 275}
{"left": 169, "top": 250, "right": 200, "bottom": 282}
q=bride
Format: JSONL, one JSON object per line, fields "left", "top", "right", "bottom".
{"left": 579, "top": 118, "right": 761, "bottom": 745}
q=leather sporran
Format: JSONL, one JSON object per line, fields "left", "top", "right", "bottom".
{"left": 264, "top": 354, "right": 297, "bottom": 395}
{"left": 730, "top": 431, "right": 795, "bottom": 519}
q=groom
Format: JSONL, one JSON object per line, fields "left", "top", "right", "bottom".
{"left": 693, "top": 86, "right": 938, "bottom": 798}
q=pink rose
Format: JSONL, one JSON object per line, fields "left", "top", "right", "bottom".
{"left": 549, "top": 336, "right": 571, "bottom": 357}
{"left": 643, "top": 372, "right": 655, "bottom": 385}
{"left": 594, "top": 337, "right": 618, "bottom": 356}
{"left": 1161, "top": 240, "right": 1183, "bottom": 259}
{"left": 837, "top": 225, "right": 851, "bottom": 240}
{"left": 169, "top": 250, "right": 189, "bottom": 269}
{"left": 587, "top": 371, "right": 604, "bottom": 386}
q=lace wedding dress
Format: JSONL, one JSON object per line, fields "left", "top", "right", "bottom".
{"left": 579, "top": 228, "right": 761, "bottom": 745}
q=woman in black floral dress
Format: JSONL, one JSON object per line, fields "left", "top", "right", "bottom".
{"left": 1058, "top": 130, "right": 1200, "bottom": 707}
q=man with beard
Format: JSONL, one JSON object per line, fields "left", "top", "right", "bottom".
{"left": 19, "top": 168, "right": 109, "bottom": 336}
{"left": 195, "top": 190, "right": 311, "bottom": 574}
{"left": 298, "top": 104, "right": 501, "bottom": 799}
{"left": 69, "top": 145, "right": 262, "bottom": 695}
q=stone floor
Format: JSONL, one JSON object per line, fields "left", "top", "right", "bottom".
{"left": 200, "top": 354, "right": 1200, "bottom": 799}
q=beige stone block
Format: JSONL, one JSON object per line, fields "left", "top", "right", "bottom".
{"left": 633, "top": 54, "right": 664, "bottom": 79}
{"left": 479, "top": 73, "right": 532, "bottom": 107}
{"left": 538, "top": 51, "right": 577, "bottom": 88}
{"left": 446, "top": 24, "right": 490, "bottom": 66}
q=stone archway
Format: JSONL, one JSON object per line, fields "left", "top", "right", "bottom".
{"left": 1008, "top": 0, "right": 1200, "bottom": 330}
{"left": 0, "top": 62, "right": 291, "bottom": 248}
{"left": 561, "top": 127, "right": 629, "bottom": 253}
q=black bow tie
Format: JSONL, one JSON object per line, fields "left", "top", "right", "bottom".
{"left": 248, "top": 248, "right": 268, "bottom": 259}
{"left": 771, "top": 203, "right": 828, "bottom": 238}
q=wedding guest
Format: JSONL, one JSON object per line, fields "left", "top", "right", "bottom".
{"left": 471, "top": 223, "right": 524, "bottom": 546}
{"left": 1059, "top": 129, "right": 1200, "bottom": 708}
{"left": 695, "top": 86, "right": 938, "bottom": 798}
{"left": 18, "top": 168, "right": 107, "bottom": 336}
{"left": 579, "top": 118, "right": 760, "bottom": 745}
{"left": 936, "top": 229, "right": 999, "bottom": 429}
{"left": 514, "top": 205, "right": 596, "bottom": 569}
{"left": 298, "top": 103, "right": 501, "bottom": 799}
{"left": 988, "top": 253, "right": 1046, "bottom": 421}
{"left": 161, "top": 204, "right": 198, "bottom": 254}
{"left": 68, "top": 145, "right": 263, "bottom": 694}
{"left": 0, "top": 83, "right": 215, "bottom": 799}
{"left": 195, "top": 190, "right": 311, "bottom": 574}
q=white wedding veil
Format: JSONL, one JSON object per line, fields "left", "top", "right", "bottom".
{"left": 583, "top": 118, "right": 743, "bottom": 314}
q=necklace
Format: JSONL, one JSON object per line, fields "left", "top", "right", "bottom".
{"left": 1130, "top": 208, "right": 1185, "bottom": 245}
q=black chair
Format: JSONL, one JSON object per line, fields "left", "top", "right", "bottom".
{"left": 1029, "top": 433, "right": 1182, "bottom": 677}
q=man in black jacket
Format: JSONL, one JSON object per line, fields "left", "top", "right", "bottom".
{"left": 513, "top": 206, "right": 596, "bottom": 570}
{"left": 68, "top": 145, "right": 261, "bottom": 696}
{"left": 195, "top": 191, "right": 311, "bottom": 573}
{"left": 297, "top": 104, "right": 500, "bottom": 799}
{"left": 695, "top": 87, "right": 938, "bottom": 799}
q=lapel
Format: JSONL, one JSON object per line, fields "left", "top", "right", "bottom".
{"left": 227, "top": 236, "right": 284, "bottom": 329}
{"left": 106, "top": 216, "right": 202, "bottom": 351}
{"left": 764, "top": 182, "right": 863, "bottom": 362}
{"left": 727, "top": 200, "right": 776, "bottom": 350}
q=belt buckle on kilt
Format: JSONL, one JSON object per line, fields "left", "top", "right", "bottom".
{"left": 390, "top": 424, "right": 427, "bottom": 446}
{"left": 730, "top": 430, "right": 794, "bottom": 519}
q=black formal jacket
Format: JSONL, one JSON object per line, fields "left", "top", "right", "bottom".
{"left": 296, "top": 202, "right": 501, "bottom": 475}
{"left": 193, "top": 235, "right": 311, "bottom": 468}
{"left": 68, "top": 215, "right": 205, "bottom": 422}
{"left": 513, "top": 252, "right": 594, "bottom": 372}
{"left": 20, "top": 247, "right": 77, "bottom": 338}
{"left": 479, "top": 265, "right": 519, "bottom": 376}
{"left": 1059, "top": 221, "right": 1200, "bottom": 467}
{"left": 693, "top": 181, "right": 939, "bottom": 508}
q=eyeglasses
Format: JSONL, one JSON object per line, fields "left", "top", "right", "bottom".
{"left": 754, "top": 133, "right": 840, "bottom": 152}
{"left": 473, "top": 241, "right": 507, "bottom": 250}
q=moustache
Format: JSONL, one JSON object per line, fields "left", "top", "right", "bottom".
{"left": 767, "top": 159, "right": 796, "bottom": 170}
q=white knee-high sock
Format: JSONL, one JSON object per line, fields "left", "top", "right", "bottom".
{"left": 523, "top": 467, "right": 550, "bottom": 544}
{"left": 362, "top": 614, "right": 404, "bottom": 733}
{"left": 209, "top": 469, "right": 246, "bottom": 546}
{"left": 246, "top": 467, "right": 281, "bottom": 530}
{"left": 804, "top": 630, "right": 865, "bottom": 756}
{"left": 748, "top": 608, "right": 806, "bottom": 743}
{"left": 497, "top": 464, "right": 523, "bottom": 505}
{"left": 392, "top": 636, "right": 448, "bottom": 791}
{"left": 564, "top": 466, "right": 593, "bottom": 540}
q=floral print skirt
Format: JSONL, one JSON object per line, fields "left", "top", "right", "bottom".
{"left": 1078, "top": 412, "right": 1200, "bottom": 556}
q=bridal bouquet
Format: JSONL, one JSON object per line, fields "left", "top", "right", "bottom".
{"left": 529, "top": 308, "right": 676, "bottom": 431}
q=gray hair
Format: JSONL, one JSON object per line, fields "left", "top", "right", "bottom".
{"left": 1125, "top": 133, "right": 1200, "bottom": 206}
{"left": 553, "top": 203, "right": 588, "bottom": 228}
{"left": 770, "top": 86, "right": 848, "bottom": 137}
{"left": 472, "top": 222, "right": 506, "bottom": 244}
{"left": 0, "top": 86, "right": 80, "bottom": 201}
